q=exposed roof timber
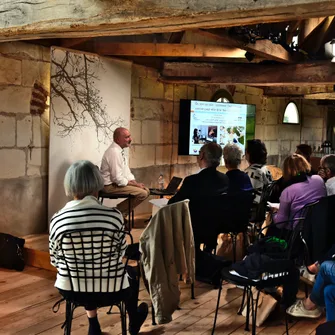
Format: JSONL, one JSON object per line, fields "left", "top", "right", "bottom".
{"left": 305, "top": 93, "right": 335, "bottom": 99}
{"left": 2, "top": 1, "right": 335, "bottom": 42}
{"left": 195, "top": 29, "right": 299, "bottom": 64}
{"left": 161, "top": 61, "right": 335, "bottom": 86}
{"left": 60, "top": 38, "right": 92, "bottom": 49}
{"left": 168, "top": 32, "right": 185, "bottom": 44}
{"left": 299, "top": 17, "right": 326, "bottom": 45}
{"left": 263, "top": 85, "right": 334, "bottom": 96}
{"left": 299, "top": 16, "right": 335, "bottom": 53}
{"left": 93, "top": 42, "right": 246, "bottom": 58}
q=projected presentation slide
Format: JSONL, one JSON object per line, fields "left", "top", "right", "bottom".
{"left": 189, "top": 100, "right": 254, "bottom": 155}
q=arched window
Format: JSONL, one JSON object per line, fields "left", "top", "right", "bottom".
{"left": 211, "top": 89, "right": 234, "bottom": 103}
{"left": 283, "top": 101, "right": 300, "bottom": 124}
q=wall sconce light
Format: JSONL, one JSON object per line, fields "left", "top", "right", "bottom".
{"left": 324, "top": 39, "right": 335, "bottom": 62}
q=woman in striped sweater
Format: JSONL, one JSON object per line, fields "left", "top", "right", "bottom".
{"left": 49, "top": 160, "right": 148, "bottom": 335}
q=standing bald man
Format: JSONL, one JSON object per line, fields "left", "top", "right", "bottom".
{"left": 100, "top": 127, "right": 149, "bottom": 218}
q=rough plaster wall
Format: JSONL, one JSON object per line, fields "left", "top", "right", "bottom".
{"left": 0, "top": 42, "right": 50, "bottom": 236}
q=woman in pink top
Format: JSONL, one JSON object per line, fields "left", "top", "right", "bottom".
{"left": 272, "top": 154, "right": 326, "bottom": 229}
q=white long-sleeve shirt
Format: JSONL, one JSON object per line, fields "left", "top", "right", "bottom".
{"left": 100, "top": 142, "right": 135, "bottom": 187}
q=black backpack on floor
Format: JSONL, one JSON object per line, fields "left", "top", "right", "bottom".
{"left": 0, "top": 233, "right": 25, "bottom": 271}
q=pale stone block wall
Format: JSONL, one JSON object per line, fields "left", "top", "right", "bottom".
{"left": 130, "top": 66, "right": 328, "bottom": 215}
{"left": 0, "top": 42, "right": 50, "bottom": 236}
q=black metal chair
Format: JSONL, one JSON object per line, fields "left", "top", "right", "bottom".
{"left": 52, "top": 228, "right": 134, "bottom": 335}
{"left": 98, "top": 191, "right": 135, "bottom": 231}
{"left": 190, "top": 191, "right": 254, "bottom": 262}
{"left": 211, "top": 216, "right": 308, "bottom": 335}
{"left": 248, "top": 182, "right": 276, "bottom": 242}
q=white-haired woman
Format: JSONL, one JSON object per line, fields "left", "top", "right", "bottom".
{"left": 223, "top": 144, "right": 253, "bottom": 193}
{"left": 49, "top": 160, "right": 148, "bottom": 335}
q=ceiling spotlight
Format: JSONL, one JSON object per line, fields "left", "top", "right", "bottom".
{"left": 245, "top": 51, "right": 255, "bottom": 62}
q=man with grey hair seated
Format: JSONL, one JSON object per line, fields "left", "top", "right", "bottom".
{"left": 223, "top": 143, "right": 253, "bottom": 194}
{"left": 168, "top": 142, "right": 229, "bottom": 204}
{"left": 319, "top": 154, "right": 335, "bottom": 195}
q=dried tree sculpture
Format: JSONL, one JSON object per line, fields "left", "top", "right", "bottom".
{"left": 50, "top": 49, "right": 124, "bottom": 143}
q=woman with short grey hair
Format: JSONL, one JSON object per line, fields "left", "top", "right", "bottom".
{"left": 64, "top": 160, "right": 104, "bottom": 199}
{"left": 49, "top": 160, "right": 148, "bottom": 335}
{"left": 223, "top": 144, "right": 253, "bottom": 193}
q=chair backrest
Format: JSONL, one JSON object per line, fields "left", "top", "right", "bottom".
{"left": 60, "top": 228, "right": 133, "bottom": 293}
{"left": 189, "top": 190, "right": 254, "bottom": 248}
{"left": 302, "top": 195, "right": 335, "bottom": 264}
{"left": 250, "top": 182, "right": 275, "bottom": 224}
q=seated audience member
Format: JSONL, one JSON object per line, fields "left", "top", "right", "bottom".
{"left": 296, "top": 143, "right": 317, "bottom": 174}
{"left": 287, "top": 257, "right": 335, "bottom": 321}
{"left": 168, "top": 143, "right": 229, "bottom": 249}
{"left": 271, "top": 154, "right": 326, "bottom": 229}
{"left": 245, "top": 139, "right": 273, "bottom": 204}
{"left": 49, "top": 160, "right": 148, "bottom": 335}
{"left": 223, "top": 143, "right": 253, "bottom": 193}
{"left": 100, "top": 127, "right": 149, "bottom": 218}
{"left": 270, "top": 144, "right": 316, "bottom": 203}
{"left": 168, "top": 142, "right": 229, "bottom": 205}
{"left": 318, "top": 154, "right": 335, "bottom": 195}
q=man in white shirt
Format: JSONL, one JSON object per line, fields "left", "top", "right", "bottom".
{"left": 319, "top": 154, "right": 335, "bottom": 195}
{"left": 101, "top": 127, "right": 149, "bottom": 217}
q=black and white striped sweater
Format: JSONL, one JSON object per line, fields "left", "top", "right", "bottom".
{"left": 49, "top": 196, "right": 129, "bottom": 292}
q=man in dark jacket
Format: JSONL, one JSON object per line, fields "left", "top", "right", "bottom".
{"left": 168, "top": 142, "right": 229, "bottom": 205}
{"left": 168, "top": 143, "right": 229, "bottom": 249}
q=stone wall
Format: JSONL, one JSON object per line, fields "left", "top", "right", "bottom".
{"left": 129, "top": 66, "right": 327, "bottom": 214}
{"left": 233, "top": 86, "right": 326, "bottom": 167}
{"left": 0, "top": 42, "right": 50, "bottom": 236}
{"left": 0, "top": 47, "right": 327, "bottom": 228}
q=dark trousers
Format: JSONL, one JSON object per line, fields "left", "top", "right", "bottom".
{"left": 59, "top": 266, "right": 139, "bottom": 326}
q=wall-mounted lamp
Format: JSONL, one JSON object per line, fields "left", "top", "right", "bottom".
{"left": 324, "top": 39, "right": 335, "bottom": 62}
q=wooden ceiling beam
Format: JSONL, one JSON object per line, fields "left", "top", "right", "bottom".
{"left": 2, "top": 1, "right": 335, "bottom": 42}
{"left": 299, "top": 16, "right": 335, "bottom": 53}
{"left": 299, "top": 17, "right": 326, "bottom": 45}
{"left": 161, "top": 61, "right": 335, "bottom": 86}
{"left": 168, "top": 32, "right": 185, "bottom": 44}
{"left": 305, "top": 92, "right": 335, "bottom": 99}
{"left": 93, "top": 42, "right": 246, "bottom": 58}
{"left": 195, "top": 29, "right": 298, "bottom": 64}
{"left": 263, "top": 85, "right": 334, "bottom": 96}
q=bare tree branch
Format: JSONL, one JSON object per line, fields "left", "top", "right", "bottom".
{"left": 50, "top": 49, "right": 124, "bottom": 143}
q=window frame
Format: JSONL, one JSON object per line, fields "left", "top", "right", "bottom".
{"left": 283, "top": 101, "right": 300, "bottom": 125}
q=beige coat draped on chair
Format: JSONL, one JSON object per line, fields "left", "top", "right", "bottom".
{"left": 139, "top": 200, "right": 195, "bottom": 324}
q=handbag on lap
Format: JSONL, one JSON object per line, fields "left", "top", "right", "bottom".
{"left": 0, "top": 233, "right": 25, "bottom": 271}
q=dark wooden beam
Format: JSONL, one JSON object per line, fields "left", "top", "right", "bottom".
{"left": 93, "top": 42, "right": 245, "bottom": 58}
{"left": 195, "top": 29, "right": 299, "bottom": 64}
{"left": 299, "top": 17, "right": 326, "bottom": 45}
{"left": 2, "top": 1, "right": 335, "bottom": 41}
{"left": 299, "top": 16, "right": 335, "bottom": 53}
{"left": 305, "top": 92, "right": 335, "bottom": 99}
{"left": 168, "top": 32, "right": 185, "bottom": 44}
{"left": 263, "top": 85, "right": 334, "bottom": 96}
{"left": 161, "top": 61, "right": 335, "bottom": 86}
